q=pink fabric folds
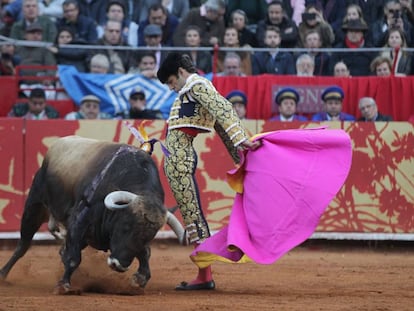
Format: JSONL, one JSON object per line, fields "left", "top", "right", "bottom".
{"left": 191, "top": 127, "right": 352, "bottom": 267}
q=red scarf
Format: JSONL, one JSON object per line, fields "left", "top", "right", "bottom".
{"left": 345, "top": 37, "right": 365, "bottom": 49}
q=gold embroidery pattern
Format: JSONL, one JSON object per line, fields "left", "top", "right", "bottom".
{"left": 168, "top": 75, "right": 248, "bottom": 147}
{"left": 164, "top": 129, "right": 210, "bottom": 243}
{"left": 190, "top": 83, "right": 248, "bottom": 146}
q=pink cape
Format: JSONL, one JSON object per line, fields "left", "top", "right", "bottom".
{"left": 191, "top": 127, "right": 352, "bottom": 267}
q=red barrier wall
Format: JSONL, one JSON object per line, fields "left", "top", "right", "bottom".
{"left": 2, "top": 75, "right": 414, "bottom": 121}
{"left": 0, "top": 119, "right": 413, "bottom": 238}
{"left": 0, "top": 77, "right": 18, "bottom": 117}
{"left": 213, "top": 75, "right": 414, "bottom": 121}
{"left": 0, "top": 119, "right": 24, "bottom": 230}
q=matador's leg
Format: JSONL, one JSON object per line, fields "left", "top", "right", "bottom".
{"left": 164, "top": 129, "right": 211, "bottom": 244}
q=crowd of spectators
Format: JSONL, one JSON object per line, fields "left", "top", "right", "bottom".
{"left": 0, "top": 0, "right": 412, "bottom": 121}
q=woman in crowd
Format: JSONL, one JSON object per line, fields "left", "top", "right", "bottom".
{"left": 216, "top": 26, "right": 252, "bottom": 75}
{"left": 48, "top": 27, "right": 88, "bottom": 72}
{"left": 228, "top": 9, "right": 257, "bottom": 47}
{"left": 334, "top": 3, "right": 367, "bottom": 46}
{"left": 370, "top": 55, "right": 393, "bottom": 76}
{"left": 381, "top": 27, "right": 413, "bottom": 76}
{"left": 182, "top": 25, "right": 212, "bottom": 74}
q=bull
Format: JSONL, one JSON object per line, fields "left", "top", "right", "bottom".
{"left": 0, "top": 136, "right": 185, "bottom": 294}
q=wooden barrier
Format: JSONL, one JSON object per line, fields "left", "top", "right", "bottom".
{"left": 0, "top": 119, "right": 413, "bottom": 240}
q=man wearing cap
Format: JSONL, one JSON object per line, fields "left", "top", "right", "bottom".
{"left": 142, "top": 24, "right": 168, "bottom": 70}
{"left": 8, "top": 88, "right": 59, "bottom": 119}
{"left": 157, "top": 52, "right": 260, "bottom": 291}
{"left": 270, "top": 87, "right": 308, "bottom": 121}
{"left": 124, "top": 87, "right": 163, "bottom": 119}
{"left": 16, "top": 21, "right": 57, "bottom": 80}
{"left": 329, "top": 19, "right": 375, "bottom": 76}
{"left": 64, "top": 94, "right": 112, "bottom": 119}
{"left": 225, "top": 90, "right": 248, "bottom": 119}
{"left": 311, "top": 86, "right": 356, "bottom": 121}
{"left": 10, "top": 0, "right": 57, "bottom": 42}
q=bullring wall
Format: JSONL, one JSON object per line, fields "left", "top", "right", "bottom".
{"left": 0, "top": 119, "right": 413, "bottom": 240}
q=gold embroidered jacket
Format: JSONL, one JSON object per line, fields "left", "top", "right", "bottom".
{"left": 168, "top": 74, "right": 248, "bottom": 148}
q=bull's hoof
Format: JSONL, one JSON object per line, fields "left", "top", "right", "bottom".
{"left": 131, "top": 273, "right": 148, "bottom": 288}
{"left": 53, "top": 282, "right": 82, "bottom": 295}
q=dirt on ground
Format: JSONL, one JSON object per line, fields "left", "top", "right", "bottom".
{"left": 0, "top": 240, "right": 412, "bottom": 311}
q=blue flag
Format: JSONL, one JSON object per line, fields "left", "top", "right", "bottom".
{"left": 58, "top": 65, "right": 176, "bottom": 119}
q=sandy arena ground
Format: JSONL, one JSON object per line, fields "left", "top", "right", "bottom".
{"left": 0, "top": 240, "right": 413, "bottom": 311}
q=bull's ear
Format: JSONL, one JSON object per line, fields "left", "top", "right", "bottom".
{"left": 104, "top": 191, "right": 138, "bottom": 210}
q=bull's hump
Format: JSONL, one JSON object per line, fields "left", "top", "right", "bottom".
{"left": 45, "top": 136, "right": 134, "bottom": 186}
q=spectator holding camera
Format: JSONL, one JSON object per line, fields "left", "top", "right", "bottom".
{"left": 297, "top": 4, "right": 334, "bottom": 48}
{"left": 370, "top": 0, "right": 413, "bottom": 47}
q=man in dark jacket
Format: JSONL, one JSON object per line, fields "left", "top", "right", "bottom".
{"left": 90, "top": 20, "right": 133, "bottom": 73}
{"left": 368, "top": 0, "right": 413, "bottom": 47}
{"left": 7, "top": 88, "right": 59, "bottom": 119}
{"left": 252, "top": 26, "right": 295, "bottom": 75}
{"left": 358, "top": 97, "right": 393, "bottom": 121}
{"left": 77, "top": 0, "right": 108, "bottom": 26}
{"left": 10, "top": 0, "right": 57, "bottom": 42}
{"left": 124, "top": 87, "right": 163, "bottom": 119}
{"left": 138, "top": 3, "right": 179, "bottom": 47}
{"left": 56, "top": 0, "right": 98, "bottom": 43}
{"left": 255, "top": 0, "right": 298, "bottom": 48}
{"left": 173, "top": 0, "right": 226, "bottom": 47}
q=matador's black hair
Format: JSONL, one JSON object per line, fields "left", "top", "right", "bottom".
{"left": 157, "top": 52, "right": 196, "bottom": 83}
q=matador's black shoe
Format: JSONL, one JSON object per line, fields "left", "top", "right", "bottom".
{"left": 175, "top": 280, "right": 216, "bottom": 290}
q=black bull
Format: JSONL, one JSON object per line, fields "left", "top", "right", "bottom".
{"left": 0, "top": 136, "right": 185, "bottom": 294}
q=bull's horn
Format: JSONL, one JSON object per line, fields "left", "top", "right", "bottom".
{"left": 166, "top": 211, "right": 187, "bottom": 245}
{"left": 104, "top": 191, "right": 138, "bottom": 210}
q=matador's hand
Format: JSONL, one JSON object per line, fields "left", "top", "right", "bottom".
{"left": 240, "top": 139, "right": 261, "bottom": 151}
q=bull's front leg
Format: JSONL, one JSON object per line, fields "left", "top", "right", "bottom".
{"left": 54, "top": 206, "right": 90, "bottom": 295}
{"left": 54, "top": 236, "right": 85, "bottom": 295}
{"left": 131, "top": 245, "right": 151, "bottom": 288}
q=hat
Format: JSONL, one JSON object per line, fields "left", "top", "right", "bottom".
{"left": 342, "top": 19, "right": 368, "bottom": 32}
{"left": 144, "top": 24, "right": 162, "bottom": 36}
{"left": 26, "top": 22, "right": 43, "bottom": 32}
{"left": 226, "top": 90, "right": 247, "bottom": 106}
{"left": 129, "top": 86, "right": 146, "bottom": 98}
{"left": 29, "top": 88, "right": 46, "bottom": 98}
{"left": 321, "top": 86, "right": 344, "bottom": 101}
{"left": 80, "top": 95, "right": 100, "bottom": 104}
{"left": 275, "top": 87, "right": 300, "bottom": 105}
{"left": 157, "top": 52, "right": 182, "bottom": 83}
